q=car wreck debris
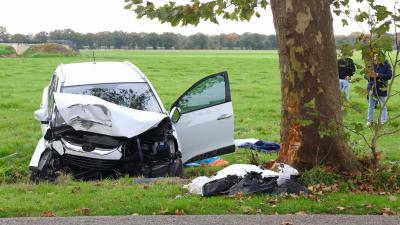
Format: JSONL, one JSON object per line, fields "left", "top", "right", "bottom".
{"left": 184, "top": 164, "right": 309, "bottom": 196}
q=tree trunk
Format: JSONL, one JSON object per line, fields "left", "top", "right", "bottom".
{"left": 270, "top": 0, "right": 360, "bottom": 172}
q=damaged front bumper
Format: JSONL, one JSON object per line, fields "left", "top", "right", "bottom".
{"left": 30, "top": 93, "right": 182, "bottom": 181}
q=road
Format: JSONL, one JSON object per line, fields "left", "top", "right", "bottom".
{"left": 1, "top": 215, "right": 399, "bottom": 225}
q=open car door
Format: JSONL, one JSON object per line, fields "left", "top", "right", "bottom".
{"left": 170, "top": 71, "right": 235, "bottom": 163}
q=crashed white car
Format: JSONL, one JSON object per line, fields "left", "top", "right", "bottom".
{"left": 30, "top": 61, "right": 234, "bottom": 180}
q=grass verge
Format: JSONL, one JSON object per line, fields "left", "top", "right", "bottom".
{"left": 0, "top": 45, "right": 16, "bottom": 57}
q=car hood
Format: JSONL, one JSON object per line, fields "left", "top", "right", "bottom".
{"left": 53, "top": 93, "right": 168, "bottom": 138}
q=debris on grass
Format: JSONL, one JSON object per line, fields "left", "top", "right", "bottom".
{"left": 42, "top": 210, "right": 55, "bottom": 217}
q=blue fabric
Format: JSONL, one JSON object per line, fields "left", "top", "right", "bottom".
{"left": 339, "top": 79, "right": 350, "bottom": 99}
{"left": 239, "top": 140, "right": 280, "bottom": 153}
{"left": 184, "top": 156, "right": 221, "bottom": 167}
{"left": 367, "top": 60, "right": 392, "bottom": 97}
{"left": 367, "top": 94, "right": 388, "bottom": 124}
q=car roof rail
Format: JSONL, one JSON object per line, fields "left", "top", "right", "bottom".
{"left": 123, "top": 61, "right": 148, "bottom": 81}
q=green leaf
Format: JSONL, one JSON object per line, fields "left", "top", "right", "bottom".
{"left": 341, "top": 19, "right": 349, "bottom": 26}
{"left": 374, "top": 5, "right": 391, "bottom": 21}
{"left": 354, "top": 11, "right": 369, "bottom": 22}
{"left": 375, "top": 34, "right": 393, "bottom": 52}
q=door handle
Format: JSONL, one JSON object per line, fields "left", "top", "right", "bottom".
{"left": 217, "top": 114, "right": 232, "bottom": 120}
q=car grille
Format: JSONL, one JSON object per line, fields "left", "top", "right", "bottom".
{"left": 62, "top": 154, "right": 118, "bottom": 171}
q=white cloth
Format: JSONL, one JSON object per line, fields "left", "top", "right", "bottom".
{"left": 277, "top": 164, "right": 300, "bottom": 186}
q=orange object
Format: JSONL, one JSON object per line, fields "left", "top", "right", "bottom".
{"left": 209, "top": 159, "right": 229, "bottom": 167}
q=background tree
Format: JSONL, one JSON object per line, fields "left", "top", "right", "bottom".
{"left": 11, "top": 33, "right": 31, "bottom": 43}
{"left": 33, "top": 31, "right": 48, "bottom": 43}
{"left": 0, "top": 26, "right": 10, "bottom": 41}
{"left": 147, "top": 32, "right": 160, "bottom": 49}
{"left": 188, "top": 33, "right": 209, "bottom": 49}
{"left": 160, "top": 32, "right": 178, "bottom": 49}
{"left": 124, "top": 0, "right": 361, "bottom": 172}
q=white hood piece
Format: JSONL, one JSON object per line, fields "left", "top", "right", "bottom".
{"left": 54, "top": 93, "right": 168, "bottom": 138}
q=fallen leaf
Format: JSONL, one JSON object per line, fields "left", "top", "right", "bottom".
{"left": 81, "top": 208, "right": 90, "bottom": 216}
{"left": 267, "top": 198, "right": 278, "bottom": 205}
{"left": 289, "top": 193, "right": 299, "bottom": 199}
{"left": 160, "top": 207, "right": 168, "bottom": 215}
{"left": 281, "top": 222, "right": 293, "bottom": 225}
{"left": 336, "top": 206, "right": 345, "bottom": 211}
{"left": 233, "top": 192, "right": 244, "bottom": 200}
{"left": 256, "top": 208, "right": 262, "bottom": 213}
{"left": 43, "top": 210, "right": 55, "bottom": 217}
{"left": 388, "top": 196, "right": 398, "bottom": 202}
{"left": 295, "top": 211, "right": 307, "bottom": 215}
{"left": 365, "top": 204, "right": 373, "bottom": 209}
{"left": 241, "top": 206, "right": 253, "bottom": 214}
{"left": 381, "top": 207, "right": 396, "bottom": 215}
{"left": 175, "top": 209, "right": 185, "bottom": 215}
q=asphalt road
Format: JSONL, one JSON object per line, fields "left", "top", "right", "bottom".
{"left": 1, "top": 215, "right": 400, "bottom": 225}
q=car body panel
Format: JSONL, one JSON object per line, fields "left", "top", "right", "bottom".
{"left": 62, "top": 62, "right": 145, "bottom": 87}
{"left": 54, "top": 92, "right": 168, "bottom": 138}
{"left": 171, "top": 72, "right": 235, "bottom": 163}
{"left": 174, "top": 102, "right": 235, "bottom": 162}
{"left": 29, "top": 137, "right": 46, "bottom": 168}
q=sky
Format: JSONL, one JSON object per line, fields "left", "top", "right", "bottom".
{"left": 0, "top": 0, "right": 396, "bottom": 36}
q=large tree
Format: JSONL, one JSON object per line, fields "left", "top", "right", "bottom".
{"left": 125, "top": 0, "right": 361, "bottom": 172}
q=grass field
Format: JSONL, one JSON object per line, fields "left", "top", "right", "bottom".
{"left": 0, "top": 50, "right": 399, "bottom": 217}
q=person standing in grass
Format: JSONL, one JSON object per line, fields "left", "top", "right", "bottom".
{"left": 365, "top": 54, "right": 392, "bottom": 126}
{"left": 338, "top": 55, "right": 356, "bottom": 100}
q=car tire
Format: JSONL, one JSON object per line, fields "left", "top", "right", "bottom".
{"left": 168, "top": 158, "right": 183, "bottom": 177}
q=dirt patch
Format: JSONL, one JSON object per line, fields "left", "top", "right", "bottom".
{"left": 24, "top": 43, "right": 78, "bottom": 57}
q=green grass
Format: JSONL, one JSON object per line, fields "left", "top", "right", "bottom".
{"left": 0, "top": 45, "right": 16, "bottom": 56}
{"left": 0, "top": 177, "right": 399, "bottom": 217}
{"left": 0, "top": 50, "right": 399, "bottom": 216}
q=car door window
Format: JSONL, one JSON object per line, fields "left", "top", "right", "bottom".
{"left": 177, "top": 73, "right": 229, "bottom": 113}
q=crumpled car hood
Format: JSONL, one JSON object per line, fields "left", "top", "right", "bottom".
{"left": 53, "top": 93, "right": 168, "bottom": 138}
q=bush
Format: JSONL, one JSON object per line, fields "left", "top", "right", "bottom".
{"left": 23, "top": 43, "right": 78, "bottom": 57}
{"left": 302, "top": 166, "right": 342, "bottom": 186}
{"left": 0, "top": 45, "right": 16, "bottom": 56}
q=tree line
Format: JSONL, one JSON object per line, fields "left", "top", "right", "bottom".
{"left": 0, "top": 26, "right": 394, "bottom": 50}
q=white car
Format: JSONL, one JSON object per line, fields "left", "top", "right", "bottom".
{"left": 30, "top": 61, "right": 234, "bottom": 180}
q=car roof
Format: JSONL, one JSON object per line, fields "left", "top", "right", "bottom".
{"left": 58, "top": 62, "right": 146, "bottom": 87}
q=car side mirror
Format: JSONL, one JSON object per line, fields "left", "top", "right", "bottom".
{"left": 170, "top": 107, "right": 181, "bottom": 123}
{"left": 34, "top": 108, "right": 49, "bottom": 123}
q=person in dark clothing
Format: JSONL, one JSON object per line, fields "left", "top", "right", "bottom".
{"left": 337, "top": 57, "right": 356, "bottom": 99}
{"left": 365, "top": 55, "right": 392, "bottom": 126}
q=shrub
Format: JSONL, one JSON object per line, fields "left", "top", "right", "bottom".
{"left": 0, "top": 45, "right": 16, "bottom": 56}
{"left": 302, "top": 166, "right": 342, "bottom": 186}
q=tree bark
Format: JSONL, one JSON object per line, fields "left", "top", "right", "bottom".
{"left": 270, "top": 0, "right": 360, "bottom": 172}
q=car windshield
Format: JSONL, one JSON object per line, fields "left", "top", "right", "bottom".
{"left": 62, "top": 83, "right": 162, "bottom": 113}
